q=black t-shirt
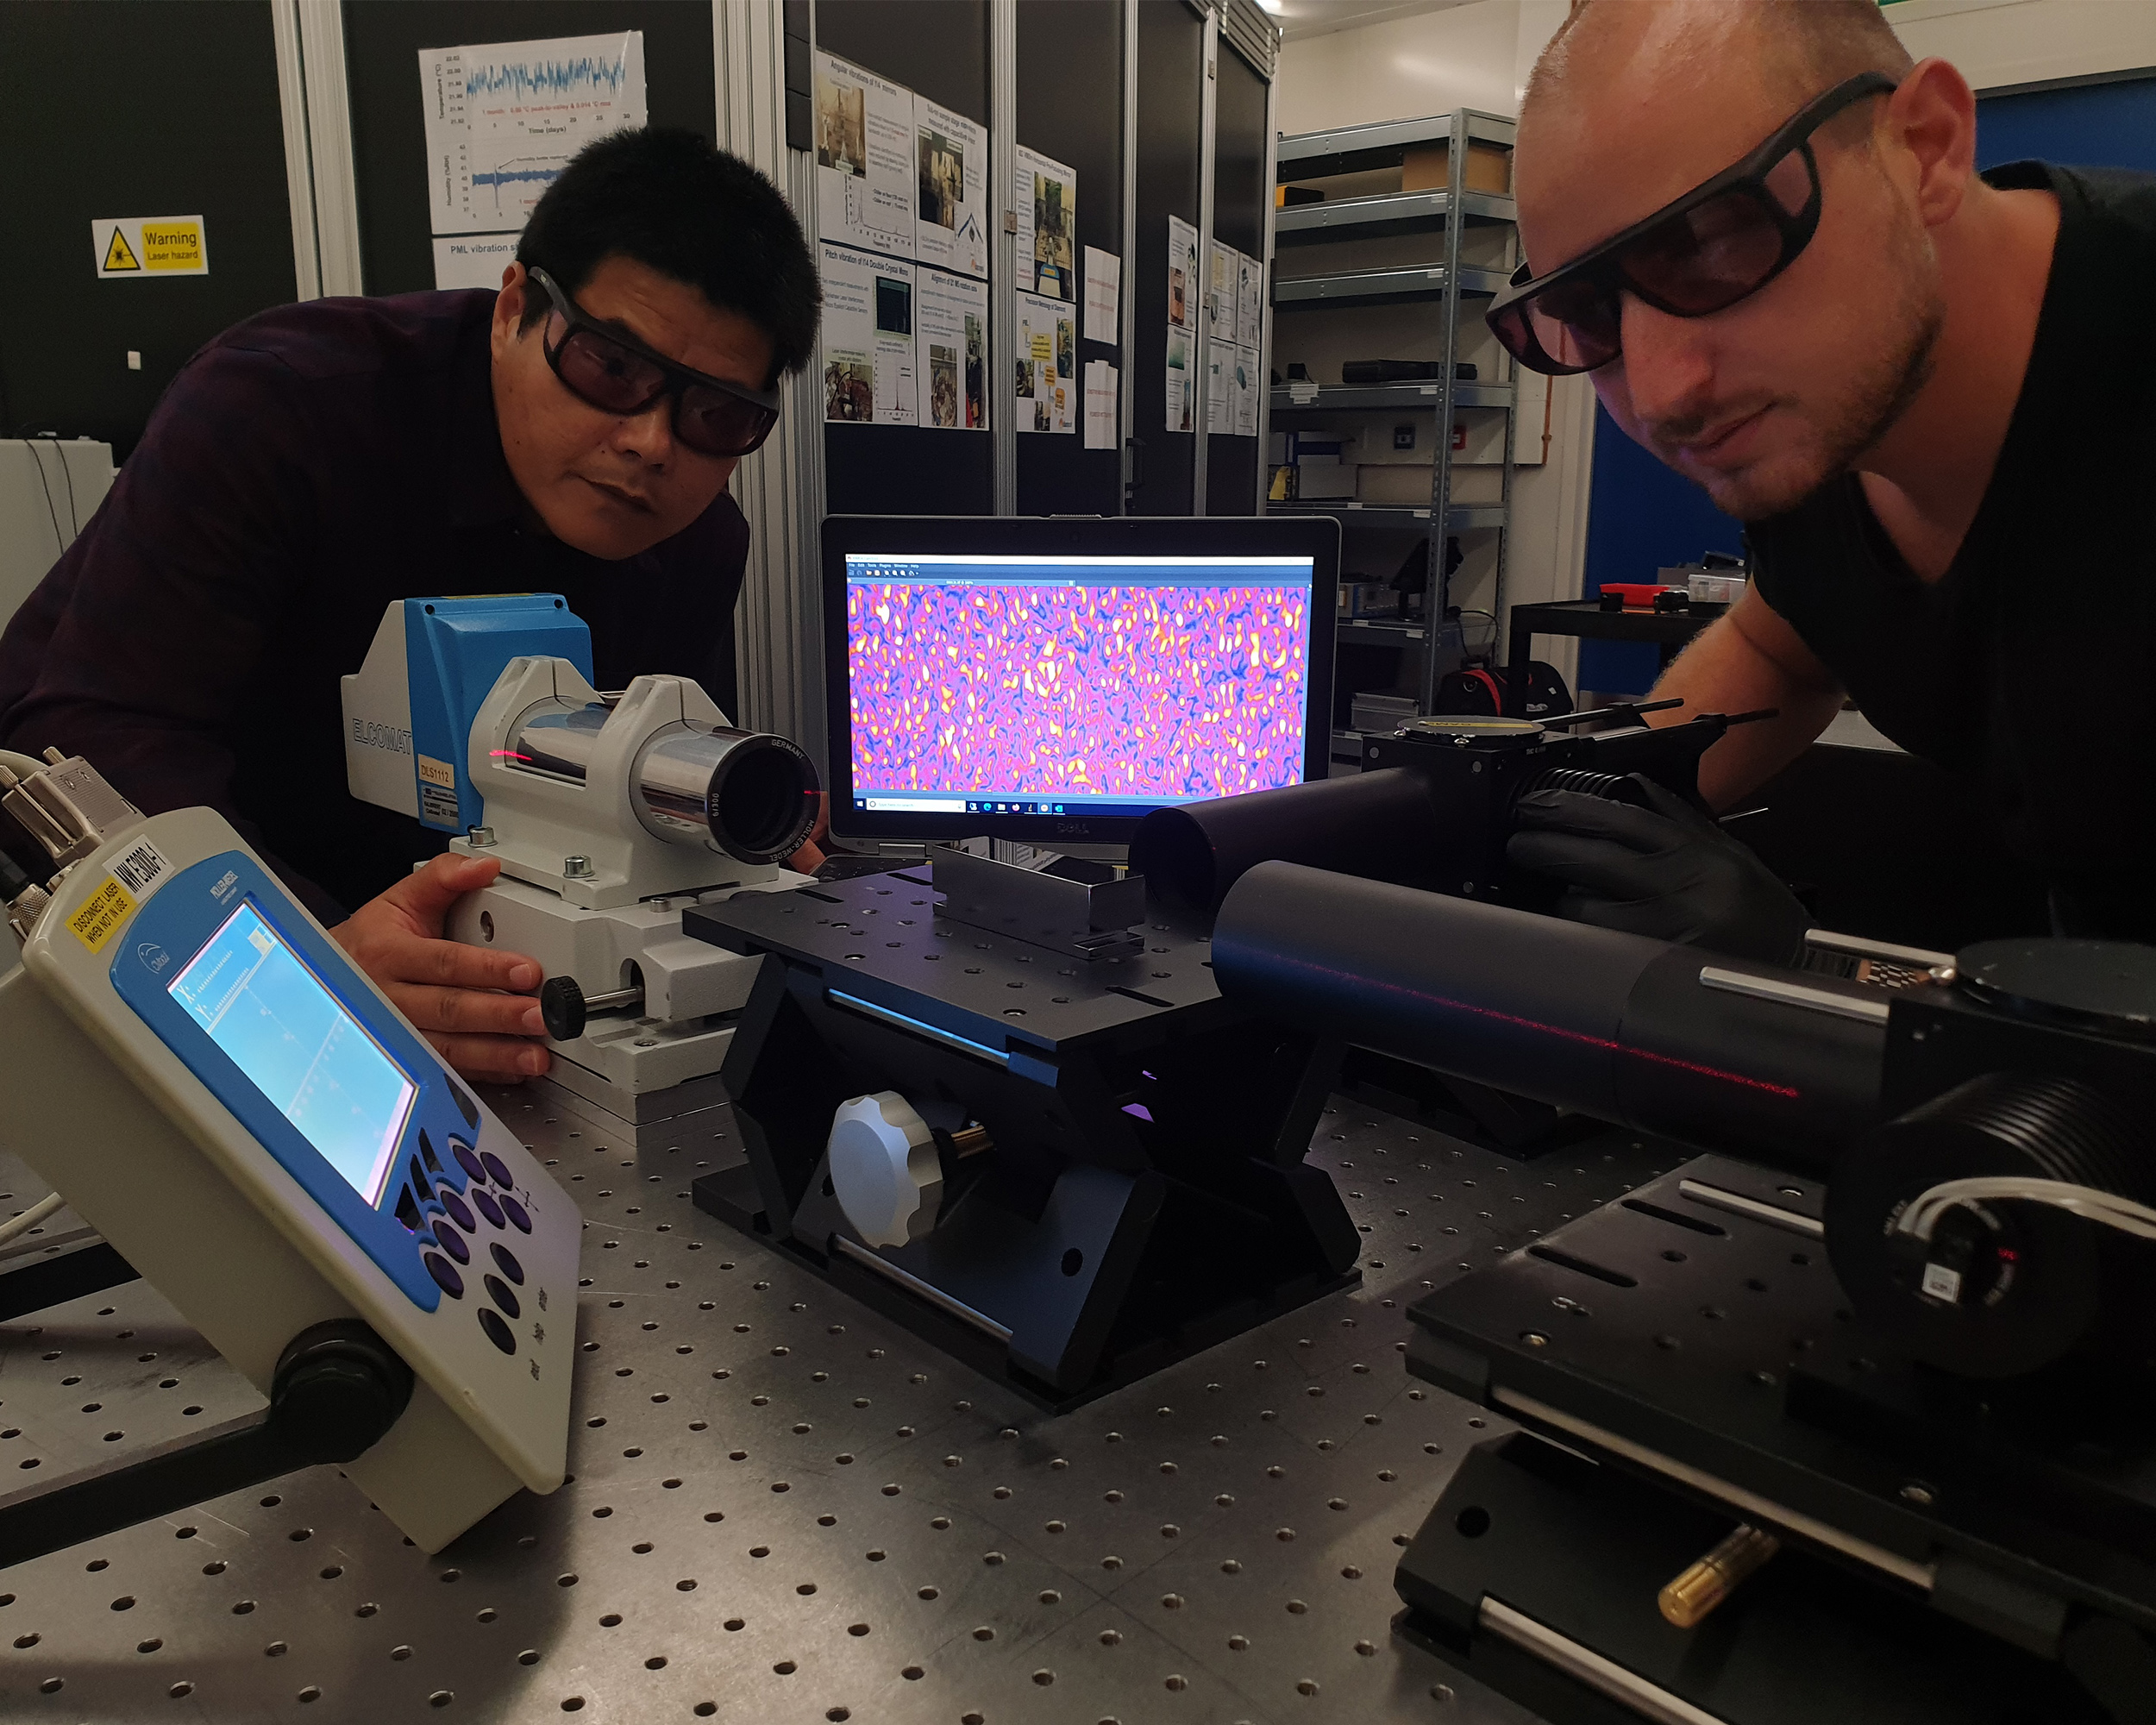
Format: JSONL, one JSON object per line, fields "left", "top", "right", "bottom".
{"left": 1748, "top": 161, "right": 2156, "bottom": 941}
{"left": 0, "top": 291, "right": 751, "bottom": 922}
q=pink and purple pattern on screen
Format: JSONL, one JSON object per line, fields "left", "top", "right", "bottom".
{"left": 849, "top": 580, "right": 1308, "bottom": 800}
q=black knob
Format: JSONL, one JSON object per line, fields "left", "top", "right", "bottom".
{"left": 270, "top": 1321, "right": 415, "bottom": 1465}
{"left": 540, "top": 975, "right": 586, "bottom": 1041}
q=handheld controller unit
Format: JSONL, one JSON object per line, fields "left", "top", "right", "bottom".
{"left": 0, "top": 755, "right": 578, "bottom": 1552}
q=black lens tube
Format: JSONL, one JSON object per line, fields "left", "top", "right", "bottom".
{"left": 1131, "top": 768, "right": 1443, "bottom": 926}
{"left": 1212, "top": 862, "right": 1886, "bottom": 1173}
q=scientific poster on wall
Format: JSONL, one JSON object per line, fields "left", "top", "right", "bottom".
{"left": 1167, "top": 216, "right": 1199, "bottom": 331}
{"left": 418, "top": 32, "right": 646, "bottom": 288}
{"left": 1083, "top": 247, "right": 1120, "bottom": 344}
{"left": 1232, "top": 343, "right": 1259, "bottom": 436}
{"left": 821, "top": 242, "right": 918, "bottom": 425}
{"left": 1015, "top": 291, "right": 1077, "bottom": 433}
{"left": 913, "top": 97, "right": 987, "bottom": 279}
{"left": 1207, "top": 241, "right": 1237, "bottom": 338}
{"left": 1237, "top": 253, "right": 1263, "bottom": 349}
{"left": 1206, "top": 338, "right": 1226, "bottom": 434}
{"left": 1165, "top": 325, "right": 1193, "bottom": 432}
{"left": 814, "top": 52, "right": 915, "bottom": 260}
{"left": 918, "top": 267, "right": 988, "bottom": 429}
{"left": 1083, "top": 361, "right": 1118, "bottom": 449}
{"left": 1013, "top": 147, "right": 1078, "bottom": 301}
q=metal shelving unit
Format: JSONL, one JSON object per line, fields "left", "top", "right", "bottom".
{"left": 1273, "top": 186, "right": 1516, "bottom": 239}
{"left": 1269, "top": 499, "right": 1508, "bottom": 532}
{"left": 1271, "top": 380, "right": 1514, "bottom": 411}
{"left": 1264, "top": 107, "right": 1522, "bottom": 721}
{"left": 1271, "top": 263, "right": 1512, "bottom": 308}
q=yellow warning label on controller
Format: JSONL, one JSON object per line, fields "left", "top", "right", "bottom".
{"left": 67, "top": 875, "right": 137, "bottom": 953}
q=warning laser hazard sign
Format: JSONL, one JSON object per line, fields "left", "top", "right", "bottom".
{"left": 92, "top": 216, "right": 208, "bottom": 279}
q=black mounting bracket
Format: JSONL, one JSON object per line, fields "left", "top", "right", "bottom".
{"left": 684, "top": 869, "right": 1361, "bottom": 1408}
{"left": 1390, "top": 1155, "right": 2156, "bottom": 1725}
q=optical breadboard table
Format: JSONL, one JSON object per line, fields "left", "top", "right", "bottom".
{"left": 0, "top": 1094, "right": 1670, "bottom": 1722}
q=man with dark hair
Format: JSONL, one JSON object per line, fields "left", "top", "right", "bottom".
{"left": 1494, "top": 0, "right": 2156, "bottom": 956}
{"left": 0, "top": 128, "right": 822, "bottom": 1079}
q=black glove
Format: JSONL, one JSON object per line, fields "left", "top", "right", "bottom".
{"left": 1506, "top": 775, "right": 1810, "bottom": 966}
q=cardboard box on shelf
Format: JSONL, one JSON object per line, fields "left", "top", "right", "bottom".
{"left": 1449, "top": 465, "right": 1506, "bottom": 504}
{"left": 1280, "top": 431, "right": 1358, "bottom": 499}
{"left": 1352, "top": 463, "right": 1507, "bottom": 506}
{"left": 1401, "top": 141, "right": 1512, "bottom": 196}
{"left": 1297, "top": 458, "right": 1358, "bottom": 500}
{"left": 1338, "top": 581, "right": 1396, "bottom": 620}
{"left": 1356, "top": 464, "right": 1435, "bottom": 505}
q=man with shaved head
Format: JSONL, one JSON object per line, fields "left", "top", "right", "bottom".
{"left": 1495, "top": 0, "right": 2156, "bottom": 957}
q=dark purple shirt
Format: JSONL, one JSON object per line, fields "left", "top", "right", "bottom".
{"left": 0, "top": 290, "right": 749, "bottom": 923}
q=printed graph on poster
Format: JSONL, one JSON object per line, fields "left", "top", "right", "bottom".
{"left": 417, "top": 33, "right": 646, "bottom": 288}
{"left": 816, "top": 52, "right": 917, "bottom": 261}
{"left": 822, "top": 242, "right": 918, "bottom": 427}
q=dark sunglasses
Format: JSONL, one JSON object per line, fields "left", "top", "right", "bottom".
{"left": 528, "top": 267, "right": 782, "bottom": 458}
{"left": 1487, "top": 71, "right": 1899, "bottom": 377}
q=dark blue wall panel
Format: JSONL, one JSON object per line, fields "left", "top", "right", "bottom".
{"left": 1576, "top": 403, "right": 1741, "bottom": 693}
{"left": 1976, "top": 73, "right": 2156, "bottom": 172}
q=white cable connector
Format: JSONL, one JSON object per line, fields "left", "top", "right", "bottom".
{"left": 0, "top": 1191, "right": 67, "bottom": 1250}
{"left": 1895, "top": 1176, "right": 2156, "bottom": 1247}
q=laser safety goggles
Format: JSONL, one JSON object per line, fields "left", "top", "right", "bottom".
{"left": 530, "top": 267, "right": 782, "bottom": 458}
{"left": 1486, "top": 72, "right": 1899, "bottom": 377}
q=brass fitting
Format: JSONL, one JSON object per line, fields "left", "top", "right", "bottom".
{"left": 1658, "top": 1524, "right": 1781, "bottom": 1628}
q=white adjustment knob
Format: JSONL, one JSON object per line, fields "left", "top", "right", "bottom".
{"left": 827, "top": 1092, "right": 943, "bottom": 1249}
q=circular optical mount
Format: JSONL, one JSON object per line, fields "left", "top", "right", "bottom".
{"left": 1403, "top": 715, "right": 1548, "bottom": 749}
{"left": 633, "top": 724, "right": 821, "bottom": 864}
{"left": 1955, "top": 938, "right": 2156, "bottom": 1044}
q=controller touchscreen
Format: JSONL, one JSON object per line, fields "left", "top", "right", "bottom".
{"left": 166, "top": 901, "right": 414, "bottom": 1207}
